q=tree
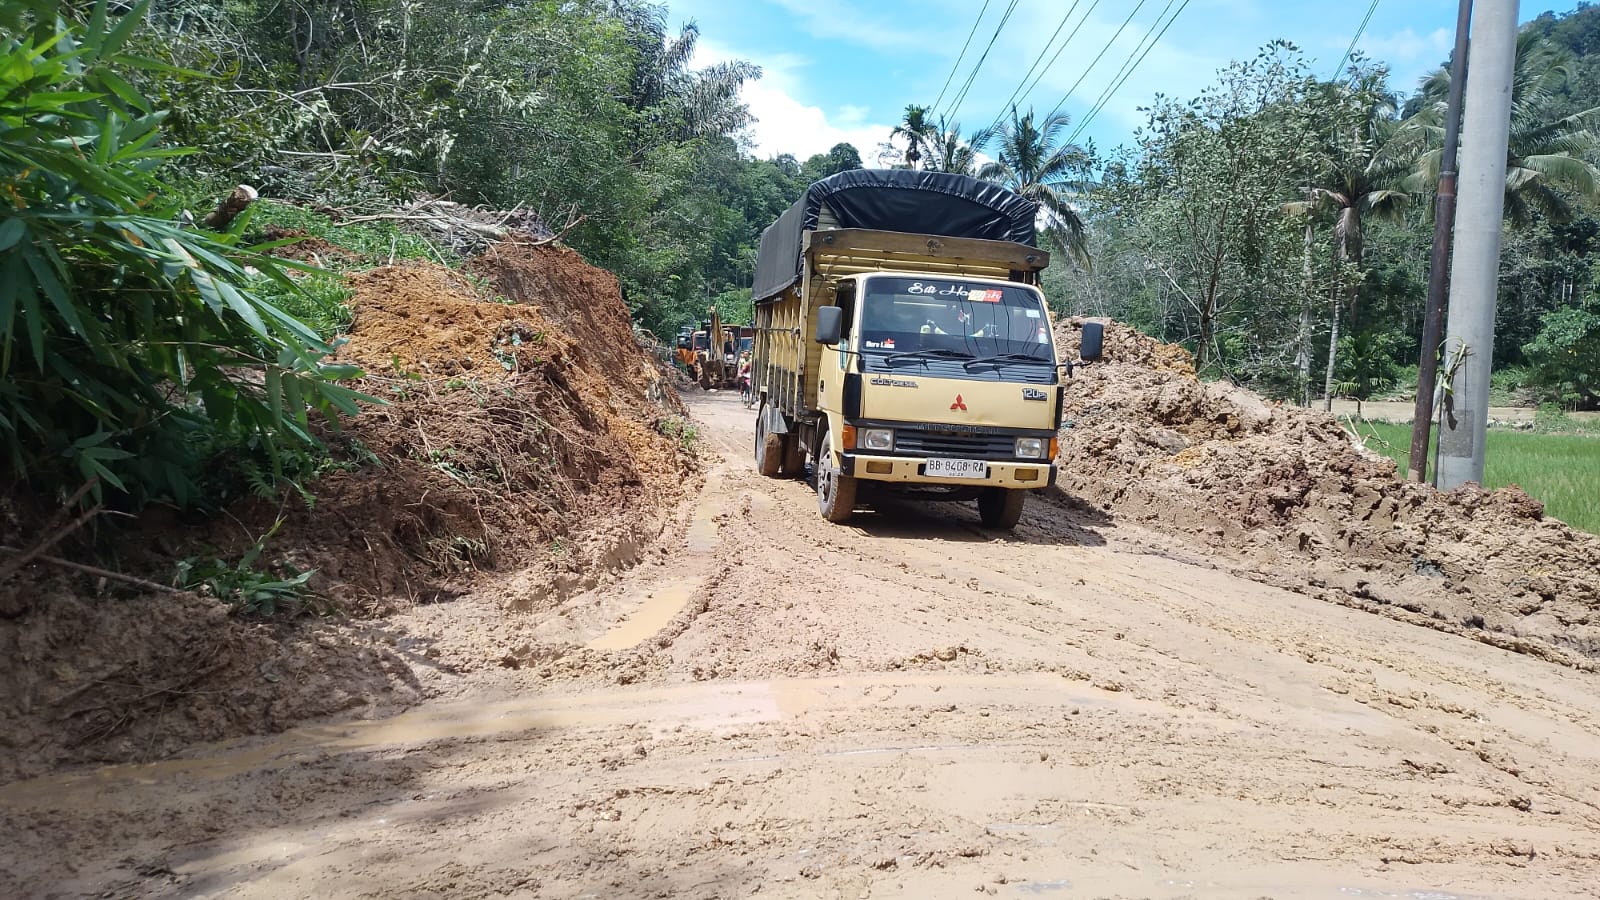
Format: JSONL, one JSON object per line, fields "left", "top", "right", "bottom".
{"left": 926, "top": 117, "right": 978, "bottom": 176}
{"left": 1090, "top": 43, "right": 1324, "bottom": 375}
{"left": 1412, "top": 32, "right": 1600, "bottom": 224}
{"left": 974, "top": 108, "right": 1092, "bottom": 267}
{"left": 890, "top": 104, "right": 937, "bottom": 169}
{"left": 1286, "top": 73, "right": 1418, "bottom": 409}
{"left": 1333, "top": 330, "right": 1402, "bottom": 417}
{"left": 800, "top": 143, "right": 862, "bottom": 183}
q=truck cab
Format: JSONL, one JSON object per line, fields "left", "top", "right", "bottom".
{"left": 749, "top": 169, "right": 1095, "bottom": 529}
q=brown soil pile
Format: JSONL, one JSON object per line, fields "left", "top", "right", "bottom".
{"left": 258, "top": 225, "right": 355, "bottom": 263}
{"left": 1, "top": 243, "right": 695, "bottom": 779}
{"left": 1053, "top": 318, "right": 1600, "bottom": 665}
{"left": 0, "top": 589, "right": 420, "bottom": 782}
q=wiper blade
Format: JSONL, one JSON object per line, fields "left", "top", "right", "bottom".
{"left": 884, "top": 348, "right": 975, "bottom": 364}
{"left": 963, "top": 353, "right": 1050, "bottom": 368}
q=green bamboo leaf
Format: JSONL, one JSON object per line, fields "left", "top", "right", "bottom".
{"left": 21, "top": 243, "right": 84, "bottom": 337}
{"left": 100, "top": 0, "right": 152, "bottom": 57}
{"left": 283, "top": 371, "right": 307, "bottom": 428}
{"left": 263, "top": 368, "right": 283, "bottom": 427}
{"left": 0, "top": 217, "right": 24, "bottom": 251}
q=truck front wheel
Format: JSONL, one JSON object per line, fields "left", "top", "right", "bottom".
{"left": 815, "top": 438, "right": 857, "bottom": 524}
{"left": 978, "top": 487, "right": 1025, "bottom": 530}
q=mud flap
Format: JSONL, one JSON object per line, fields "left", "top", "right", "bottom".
{"left": 760, "top": 403, "right": 790, "bottom": 436}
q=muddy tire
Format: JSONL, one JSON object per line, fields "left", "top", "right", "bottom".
{"left": 782, "top": 432, "right": 806, "bottom": 477}
{"left": 755, "top": 407, "right": 783, "bottom": 478}
{"left": 978, "top": 487, "right": 1025, "bottom": 530}
{"left": 815, "top": 433, "right": 857, "bottom": 523}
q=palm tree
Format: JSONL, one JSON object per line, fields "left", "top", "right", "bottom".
{"left": 1411, "top": 32, "right": 1600, "bottom": 224}
{"left": 925, "top": 116, "right": 978, "bottom": 175}
{"left": 890, "top": 104, "right": 937, "bottom": 169}
{"left": 614, "top": 5, "right": 760, "bottom": 144}
{"left": 974, "top": 108, "right": 1092, "bottom": 268}
{"left": 1285, "top": 79, "right": 1418, "bottom": 410}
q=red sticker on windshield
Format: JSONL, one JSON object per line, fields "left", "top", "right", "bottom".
{"left": 971, "top": 289, "right": 1003, "bottom": 303}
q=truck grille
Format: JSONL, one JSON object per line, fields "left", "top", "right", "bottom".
{"left": 893, "top": 429, "right": 1016, "bottom": 458}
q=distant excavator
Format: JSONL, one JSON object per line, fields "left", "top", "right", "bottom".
{"left": 674, "top": 308, "right": 752, "bottom": 390}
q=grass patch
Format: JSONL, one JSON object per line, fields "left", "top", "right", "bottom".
{"left": 1358, "top": 421, "right": 1600, "bottom": 534}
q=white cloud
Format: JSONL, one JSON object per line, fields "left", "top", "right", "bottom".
{"left": 694, "top": 39, "right": 895, "bottom": 162}
{"left": 1357, "top": 26, "right": 1451, "bottom": 65}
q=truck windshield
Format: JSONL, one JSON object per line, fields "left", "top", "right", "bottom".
{"left": 857, "top": 277, "right": 1053, "bottom": 362}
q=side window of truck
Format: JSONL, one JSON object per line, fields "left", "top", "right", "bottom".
{"left": 834, "top": 283, "right": 856, "bottom": 343}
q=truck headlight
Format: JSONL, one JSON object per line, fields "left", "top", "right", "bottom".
{"left": 862, "top": 428, "right": 894, "bottom": 451}
{"left": 1015, "top": 437, "right": 1046, "bottom": 459}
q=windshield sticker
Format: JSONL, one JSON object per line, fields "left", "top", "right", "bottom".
{"left": 904, "top": 282, "right": 1009, "bottom": 300}
{"left": 865, "top": 338, "right": 896, "bottom": 349}
{"left": 1025, "top": 309, "right": 1040, "bottom": 318}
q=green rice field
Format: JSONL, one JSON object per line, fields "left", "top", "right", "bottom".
{"left": 1358, "top": 422, "right": 1600, "bottom": 535}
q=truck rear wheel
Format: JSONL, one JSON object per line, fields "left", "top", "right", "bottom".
{"left": 815, "top": 431, "right": 856, "bottom": 523}
{"left": 755, "top": 407, "right": 783, "bottom": 478}
{"left": 978, "top": 487, "right": 1025, "bottom": 530}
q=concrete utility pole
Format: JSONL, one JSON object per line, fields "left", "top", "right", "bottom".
{"left": 1407, "top": 0, "right": 1473, "bottom": 483}
{"left": 1437, "top": 0, "right": 1519, "bottom": 490}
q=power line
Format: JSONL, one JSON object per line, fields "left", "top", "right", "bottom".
{"left": 986, "top": 0, "right": 1085, "bottom": 127}
{"left": 1330, "top": 0, "right": 1382, "bottom": 80}
{"left": 942, "top": 0, "right": 1022, "bottom": 122}
{"left": 931, "top": 0, "right": 993, "bottom": 115}
{"left": 1043, "top": 0, "right": 1149, "bottom": 123}
{"left": 1010, "top": 0, "right": 1102, "bottom": 116}
{"left": 1066, "top": 0, "right": 1191, "bottom": 147}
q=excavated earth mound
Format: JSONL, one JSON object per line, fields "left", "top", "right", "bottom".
{"left": 0, "top": 243, "right": 695, "bottom": 780}
{"left": 1053, "top": 318, "right": 1600, "bottom": 667}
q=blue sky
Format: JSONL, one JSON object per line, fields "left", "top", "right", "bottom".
{"left": 667, "top": 0, "right": 1575, "bottom": 162}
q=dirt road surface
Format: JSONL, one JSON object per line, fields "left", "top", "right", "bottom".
{"left": 5, "top": 391, "right": 1599, "bottom": 899}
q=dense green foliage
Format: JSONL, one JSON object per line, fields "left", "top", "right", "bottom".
{"left": 10, "top": 0, "right": 1600, "bottom": 517}
{"left": 1048, "top": 11, "right": 1600, "bottom": 410}
{"left": 1, "top": 0, "right": 365, "bottom": 507}
{"left": 122, "top": 0, "right": 857, "bottom": 337}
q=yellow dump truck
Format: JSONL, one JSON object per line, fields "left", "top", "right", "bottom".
{"left": 750, "top": 170, "right": 1102, "bottom": 528}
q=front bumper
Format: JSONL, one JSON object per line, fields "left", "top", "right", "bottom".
{"left": 840, "top": 453, "right": 1056, "bottom": 489}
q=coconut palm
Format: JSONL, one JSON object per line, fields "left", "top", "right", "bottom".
{"left": 614, "top": 4, "right": 760, "bottom": 144}
{"left": 973, "top": 108, "right": 1092, "bottom": 267}
{"left": 1284, "top": 78, "right": 1419, "bottom": 409}
{"left": 925, "top": 117, "right": 979, "bottom": 176}
{"left": 1410, "top": 32, "right": 1600, "bottom": 224}
{"left": 890, "top": 104, "right": 937, "bottom": 169}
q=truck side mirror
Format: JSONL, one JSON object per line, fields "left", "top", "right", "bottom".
{"left": 1080, "top": 321, "right": 1104, "bottom": 362}
{"left": 814, "top": 306, "right": 843, "bottom": 345}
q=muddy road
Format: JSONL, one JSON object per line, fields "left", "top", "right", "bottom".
{"left": 5, "top": 390, "right": 1600, "bottom": 899}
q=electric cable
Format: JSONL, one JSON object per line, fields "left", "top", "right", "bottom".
{"left": 1042, "top": 0, "right": 1149, "bottom": 123}
{"left": 932, "top": 0, "right": 993, "bottom": 116}
{"left": 1331, "top": 0, "right": 1382, "bottom": 80}
{"left": 1066, "top": 0, "right": 1191, "bottom": 147}
{"left": 942, "top": 0, "right": 1021, "bottom": 122}
{"left": 984, "top": 0, "right": 1086, "bottom": 131}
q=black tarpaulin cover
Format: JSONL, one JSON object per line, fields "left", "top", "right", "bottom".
{"left": 751, "top": 169, "right": 1038, "bottom": 302}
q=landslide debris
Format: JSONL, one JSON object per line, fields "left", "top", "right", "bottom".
{"left": 1053, "top": 318, "right": 1600, "bottom": 665}
{"left": 1, "top": 241, "right": 696, "bottom": 780}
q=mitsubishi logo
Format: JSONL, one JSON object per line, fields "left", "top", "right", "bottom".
{"left": 950, "top": 394, "right": 967, "bottom": 411}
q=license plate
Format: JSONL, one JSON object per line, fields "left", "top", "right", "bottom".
{"left": 924, "top": 457, "right": 988, "bottom": 479}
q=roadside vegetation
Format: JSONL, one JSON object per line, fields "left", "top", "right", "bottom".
{"left": 4, "top": 0, "right": 1597, "bottom": 549}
